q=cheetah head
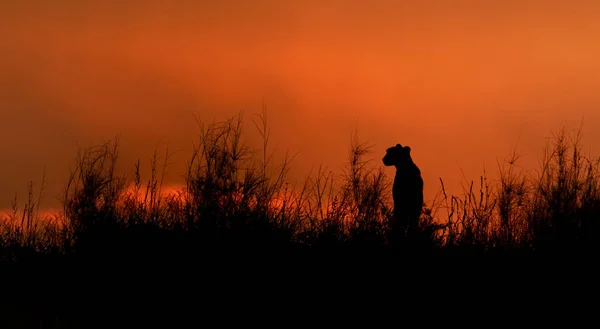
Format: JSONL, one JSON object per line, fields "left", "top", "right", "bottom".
{"left": 382, "top": 144, "right": 412, "bottom": 167}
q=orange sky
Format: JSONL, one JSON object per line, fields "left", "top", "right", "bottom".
{"left": 2, "top": 1, "right": 600, "bottom": 212}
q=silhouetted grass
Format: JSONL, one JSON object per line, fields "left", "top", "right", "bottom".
{"left": 4, "top": 113, "right": 600, "bottom": 256}
{"left": 426, "top": 125, "right": 600, "bottom": 255}
{"left": 1, "top": 112, "right": 599, "bottom": 327}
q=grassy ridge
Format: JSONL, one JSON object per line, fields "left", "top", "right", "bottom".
{"left": 0, "top": 112, "right": 598, "bottom": 327}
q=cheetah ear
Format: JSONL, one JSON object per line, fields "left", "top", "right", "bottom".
{"left": 396, "top": 143, "right": 403, "bottom": 148}
{"left": 404, "top": 146, "right": 411, "bottom": 153}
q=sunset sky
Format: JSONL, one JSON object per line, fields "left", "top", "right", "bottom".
{"left": 2, "top": 1, "right": 600, "bottom": 212}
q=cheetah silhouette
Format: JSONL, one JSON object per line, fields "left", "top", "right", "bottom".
{"left": 382, "top": 143, "right": 424, "bottom": 240}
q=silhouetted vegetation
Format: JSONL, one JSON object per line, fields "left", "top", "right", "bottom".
{"left": 1, "top": 111, "right": 598, "bottom": 327}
